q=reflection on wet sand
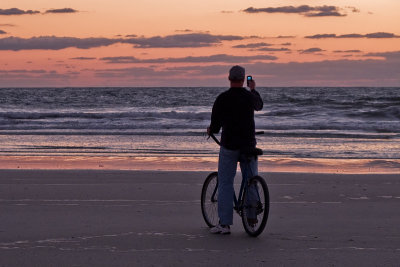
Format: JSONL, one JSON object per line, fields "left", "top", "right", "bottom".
{"left": 0, "top": 155, "right": 399, "bottom": 174}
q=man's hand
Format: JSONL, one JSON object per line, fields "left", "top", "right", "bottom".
{"left": 249, "top": 79, "right": 256, "bottom": 91}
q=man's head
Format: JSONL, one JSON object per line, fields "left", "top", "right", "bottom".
{"left": 228, "top": 65, "right": 245, "bottom": 86}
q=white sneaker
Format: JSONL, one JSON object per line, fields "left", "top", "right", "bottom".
{"left": 210, "top": 224, "right": 231, "bottom": 235}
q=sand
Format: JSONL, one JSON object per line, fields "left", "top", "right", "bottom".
{"left": 1, "top": 155, "right": 400, "bottom": 173}
{"left": 0, "top": 170, "right": 399, "bottom": 266}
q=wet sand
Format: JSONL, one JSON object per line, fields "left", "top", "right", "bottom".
{"left": 0, "top": 170, "right": 399, "bottom": 266}
{"left": 1, "top": 155, "right": 400, "bottom": 173}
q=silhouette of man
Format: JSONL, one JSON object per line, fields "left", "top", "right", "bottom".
{"left": 207, "top": 65, "right": 263, "bottom": 234}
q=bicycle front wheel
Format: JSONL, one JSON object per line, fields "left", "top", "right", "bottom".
{"left": 241, "top": 175, "right": 270, "bottom": 237}
{"left": 200, "top": 172, "right": 219, "bottom": 228}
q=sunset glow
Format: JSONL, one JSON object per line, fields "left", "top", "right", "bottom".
{"left": 1, "top": 0, "right": 399, "bottom": 86}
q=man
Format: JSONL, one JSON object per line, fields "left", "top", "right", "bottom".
{"left": 207, "top": 65, "right": 263, "bottom": 234}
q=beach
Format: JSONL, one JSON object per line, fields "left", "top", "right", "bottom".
{"left": 1, "top": 86, "right": 399, "bottom": 266}
{"left": 1, "top": 169, "right": 399, "bottom": 266}
{"left": 2, "top": 0, "right": 400, "bottom": 265}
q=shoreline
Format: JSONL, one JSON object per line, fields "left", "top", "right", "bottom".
{"left": 0, "top": 155, "right": 399, "bottom": 174}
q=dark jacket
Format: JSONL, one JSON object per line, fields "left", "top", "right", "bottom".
{"left": 209, "top": 87, "right": 263, "bottom": 150}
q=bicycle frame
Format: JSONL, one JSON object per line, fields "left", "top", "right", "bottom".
{"left": 209, "top": 154, "right": 257, "bottom": 214}
{"left": 208, "top": 133, "right": 262, "bottom": 212}
{"left": 233, "top": 155, "right": 257, "bottom": 214}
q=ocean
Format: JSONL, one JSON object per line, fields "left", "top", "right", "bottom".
{"left": 0, "top": 87, "right": 399, "bottom": 163}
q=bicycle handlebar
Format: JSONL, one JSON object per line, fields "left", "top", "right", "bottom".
{"left": 208, "top": 133, "right": 221, "bottom": 146}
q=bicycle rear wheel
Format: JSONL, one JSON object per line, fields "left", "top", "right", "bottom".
{"left": 241, "top": 175, "right": 269, "bottom": 237}
{"left": 200, "top": 172, "right": 219, "bottom": 228}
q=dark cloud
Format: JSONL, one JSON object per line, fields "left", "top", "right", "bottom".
{"left": 0, "top": 24, "right": 15, "bottom": 27}
{"left": 0, "top": 8, "right": 78, "bottom": 16}
{"left": 275, "top": 35, "right": 296, "bottom": 39}
{"left": 249, "top": 59, "right": 400, "bottom": 86}
{"left": 305, "top": 34, "right": 337, "bottom": 39}
{"left": 0, "top": 8, "right": 40, "bottom": 15}
{"left": 306, "top": 32, "right": 400, "bottom": 39}
{"left": 243, "top": 5, "right": 346, "bottom": 17}
{"left": 0, "top": 69, "right": 47, "bottom": 74}
{"left": 254, "top": 47, "right": 290, "bottom": 52}
{"left": 281, "top": 42, "right": 292, "bottom": 46}
{"left": 248, "top": 35, "right": 263, "bottom": 39}
{"left": 232, "top": 42, "right": 272, "bottom": 49}
{"left": 0, "top": 30, "right": 6, "bottom": 34}
{"left": 0, "top": 36, "right": 118, "bottom": 51}
{"left": 305, "top": 11, "right": 343, "bottom": 17}
{"left": 163, "top": 56, "right": 400, "bottom": 86}
{"left": 165, "top": 64, "right": 230, "bottom": 77}
{"left": 70, "top": 57, "right": 97, "bottom": 60}
{"left": 333, "top": 50, "right": 362, "bottom": 53}
{"left": 123, "top": 33, "right": 245, "bottom": 48}
{"left": 230, "top": 43, "right": 291, "bottom": 52}
{"left": 300, "top": 48, "right": 324, "bottom": 54}
{"left": 100, "top": 54, "right": 277, "bottom": 64}
{"left": 339, "top": 34, "right": 364, "bottom": 38}
{"left": 365, "top": 32, "right": 398, "bottom": 38}
{"left": 365, "top": 51, "right": 400, "bottom": 61}
{"left": 0, "top": 69, "right": 78, "bottom": 87}
{"left": 95, "top": 67, "right": 177, "bottom": 79}
{"left": 0, "top": 33, "right": 246, "bottom": 50}
{"left": 3, "top": 56, "right": 400, "bottom": 87}
{"left": 346, "top": 6, "right": 360, "bottom": 13}
{"left": 100, "top": 56, "right": 138, "bottom": 63}
{"left": 175, "top": 29, "right": 193, "bottom": 33}
{"left": 45, "top": 8, "right": 78, "bottom": 14}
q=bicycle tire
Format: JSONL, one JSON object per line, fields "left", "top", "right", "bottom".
{"left": 241, "top": 175, "right": 270, "bottom": 237}
{"left": 200, "top": 172, "right": 219, "bottom": 228}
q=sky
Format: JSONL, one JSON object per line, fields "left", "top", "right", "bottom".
{"left": 0, "top": 0, "right": 399, "bottom": 87}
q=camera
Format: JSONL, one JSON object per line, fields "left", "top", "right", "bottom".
{"left": 247, "top": 75, "right": 253, "bottom": 87}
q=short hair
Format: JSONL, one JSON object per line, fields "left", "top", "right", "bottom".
{"left": 228, "top": 65, "right": 245, "bottom": 82}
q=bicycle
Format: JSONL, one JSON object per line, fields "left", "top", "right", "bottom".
{"left": 201, "top": 132, "right": 270, "bottom": 237}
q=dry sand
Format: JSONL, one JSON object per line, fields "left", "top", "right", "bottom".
{"left": 0, "top": 170, "right": 399, "bottom": 266}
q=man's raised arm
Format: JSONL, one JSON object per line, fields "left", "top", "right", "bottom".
{"left": 249, "top": 80, "right": 263, "bottom": 111}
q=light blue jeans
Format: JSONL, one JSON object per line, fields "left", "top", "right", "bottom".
{"left": 218, "top": 146, "right": 258, "bottom": 226}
